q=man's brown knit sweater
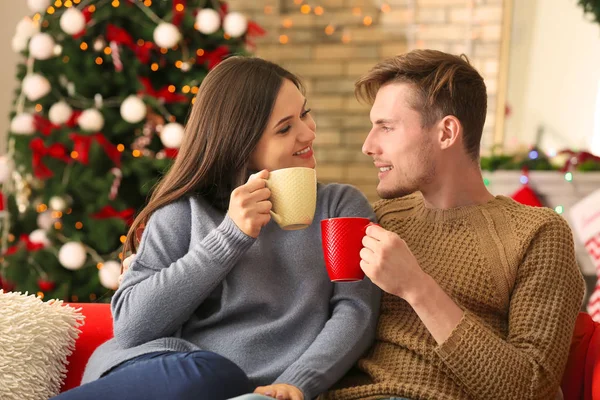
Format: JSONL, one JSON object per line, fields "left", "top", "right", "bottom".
{"left": 324, "top": 193, "right": 585, "bottom": 400}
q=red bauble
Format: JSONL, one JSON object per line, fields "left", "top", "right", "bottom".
{"left": 37, "top": 279, "right": 56, "bottom": 292}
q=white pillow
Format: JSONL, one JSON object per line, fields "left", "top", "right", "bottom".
{"left": 0, "top": 290, "right": 84, "bottom": 400}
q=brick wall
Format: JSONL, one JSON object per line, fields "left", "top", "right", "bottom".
{"left": 227, "top": 0, "right": 505, "bottom": 201}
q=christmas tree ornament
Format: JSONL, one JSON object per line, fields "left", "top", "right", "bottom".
{"left": 120, "top": 95, "right": 147, "bottom": 123}
{"left": 223, "top": 12, "right": 248, "bottom": 38}
{"left": 29, "top": 229, "right": 51, "bottom": 248}
{"left": 49, "top": 195, "right": 68, "bottom": 211}
{"left": 53, "top": 44, "right": 62, "bottom": 56}
{"left": 0, "top": 156, "right": 13, "bottom": 183}
{"left": 22, "top": 74, "right": 51, "bottom": 101}
{"left": 60, "top": 7, "right": 86, "bottom": 36}
{"left": 58, "top": 242, "right": 87, "bottom": 270}
{"left": 48, "top": 101, "right": 73, "bottom": 125}
{"left": 93, "top": 37, "right": 107, "bottom": 52}
{"left": 99, "top": 260, "right": 122, "bottom": 290}
{"left": 27, "top": 0, "right": 51, "bottom": 13}
{"left": 160, "top": 122, "right": 185, "bottom": 148}
{"left": 37, "top": 211, "right": 57, "bottom": 231}
{"left": 153, "top": 23, "right": 181, "bottom": 48}
{"left": 16, "top": 17, "right": 39, "bottom": 39}
{"left": 37, "top": 279, "right": 56, "bottom": 292}
{"left": 13, "top": 171, "right": 32, "bottom": 213}
{"left": 10, "top": 113, "right": 35, "bottom": 135}
{"left": 195, "top": 8, "right": 221, "bottom": 34}
{"left": 78, "top": 108, "right": 104, "bottom": 131}
{"left": 12, "top": 35, "right": 28, "bottom": 53}
{"left": 29, "top": 32, "right": 55, "bottom": 60}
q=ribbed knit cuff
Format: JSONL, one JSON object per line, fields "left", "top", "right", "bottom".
{"left": 435, "top": 311, "right": 476, "bottom": 360}
{"left": 198, "top": 214, "right": 255, "bottom": 264}
{"left": 274, "top": 366, "right": 321, "bottom": 400}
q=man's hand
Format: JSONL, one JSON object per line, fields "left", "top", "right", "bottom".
{"left": 117, "top": 254, "right": 135, "bottom": 287}
{"left": 254, "top": 384, "right": 303, "bottom": 400}
{"left": 359, "top": 224, "right": 427, "bottom": 302}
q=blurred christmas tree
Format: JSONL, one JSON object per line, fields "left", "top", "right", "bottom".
{"left": 0, "top": 0, "right": 264, "bottom": 303}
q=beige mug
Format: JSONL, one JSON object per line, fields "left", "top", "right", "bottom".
{"left": 265, "top": 167, "right": 317, "bottom": 230}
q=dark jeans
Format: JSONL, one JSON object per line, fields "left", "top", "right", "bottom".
{"left": 52, "top": 351, "right": 253, "bottom": 400}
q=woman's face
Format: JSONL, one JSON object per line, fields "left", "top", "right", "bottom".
{"left": 249, "top": 79, "right": 316, "bottom": 171}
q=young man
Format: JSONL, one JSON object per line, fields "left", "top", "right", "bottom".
{"left": 324, "top": 49, "right": 585, "bottom": 400}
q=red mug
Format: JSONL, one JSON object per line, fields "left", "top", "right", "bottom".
{"left": 320, "top": 217, "right": 371, "bottom": 282}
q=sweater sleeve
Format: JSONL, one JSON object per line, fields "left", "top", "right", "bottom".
{"left": 435, "top": 215, "right": 585, "bottom": 400}
{"left": 112, "top": 199, "right": 255, "bottom": 348}
{"left": 273, "top": 184, "right": 382, "bottom": 399}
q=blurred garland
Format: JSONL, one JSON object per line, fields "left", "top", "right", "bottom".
{"left": 480, "top": 148, "right": 600, "bottom": 172}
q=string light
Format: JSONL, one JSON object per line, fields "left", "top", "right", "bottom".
{"left": 75, "top": 222, "right": 83, "bottom": 229}
{"left": 160, "top": 47, "right": 168, "bottom": 54}
{"left": 74, "top": 0, "right": 80, "bottom": 3}
{"left": 294, "top": 0, "right": 302, "bottom": 4}
{"left": 95, "top": 57, "right": 103, "bottom": 65}
{"left": 104, "top": 47, "right": 112, "bottom": 55}
{"left": 112, "top": 0, "right": 120, "bottom": 7}
{"left": 279, "top": 35, "right": 289, "bottom": 44}
{"left": 8, "top": 234, "right": 15, "bottom": 242}
{"left": 65, "top": 0, "right": 73, "bottom": 7}
{"left": 54, "top": 0, "right": 62, "bottom": 7}
{"left": 37, "top": 292, "right": 44, "bottom": 299}
{"left": 264, "top": 6, "right": 273, "bottom": 14}
{"left": 175, "top": 3, "right": 184, "bottom": 12}
{"left": 117, "top": 144, "right": 125, "bottom": 152}
{"left": 381, "top": 3, "right": 391, "bottom": 13}
{"left": 63, "top": 56, "right": 70, "bottom": 63}
{"left": 66, "top": 208, "right": 72, "bottom": 214}
{"left": 80, "top": 42, "right": 88, "bottom": 51}
{"left": 282, "top": 18, "right": 293, "bottom": 28}
{"left": 132, "top": 150, "right": 141, "bottom": 157}
{"left": 144, "top": 0, "right": 152, "bottom": 6}
{"left": 47, "top": 6, "right": 55, "bottom": 14}
{"left": 168, "top": 85, "right": 176, "bottom": 93}
{"left": 363, "top": 16, "right": 373, "bottom": 26}
{"left": 342, "top": 31, "right": 351, "bottom": 43}
{"left": 137, "top": 39, "right": 145, "bottom": 46}
{"left": 151, "top": 63, "right": 159, "bottom": 71}
{"left": 483, "top": 178, "right": 490, "bottom": 186}
{"left": 120, "top": 235, "right": 127, "bottom": 243}
{"left": 555, "top": 205, "right": 564, "bottom": 214}
{"left": 528, "top": 150, "right": 538, "bottom": 159}
{"left": 352, "top": 7, "right": 362, "bottom": 16}
{"left": 300, "top": 5, "right": 311, "bottom": 14}
{"left": 182, "top": 85, "right": 190, "bottom": 93}
{"left": 42, "top": 20, "right": 50, "bottom": 28}
{"left": 37, "top": 204, "right": 48, "bottom": 213}
{"left": 519, "top": 175, "right": 528, "bottom": 184}
{"left": 71, "top": 151, "right": 79, "bottom": 159}
{"left": 89, "top": 293, "right": 97, "bottom": 300}
{"left": 35, "top": 104, "right": 43, "bottom": 112}
{"left": 224, "top": 33, "right": 231, "bottom": 40}
{"left": 97, "top": 263, "right": 103, "bottom": 269}
{"left": 175, "top": 60, "right": 183, "bottom": 68}
{"left": 191, "top": 86, "right": 199, "bottom": 94}
{"left": 54, "top": 222, "right": 63, "bottom": 230}
{"left": 88, "top": 5, "right": 96, "bottom": 12}
{"left": 196, "top": 49, "right": 205, "bottom": 56}
{"left": 325, "top": 25, "right": 335, "bottom": 35}
{"left": 314, "top": 6, "right": 324, "bottom": 15}
{"left": 565, "top": 172, "right": 573, "bottom": 182}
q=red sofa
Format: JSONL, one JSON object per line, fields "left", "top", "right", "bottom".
{"left": 59, "top": 303, "right": 600, "bottom": 399}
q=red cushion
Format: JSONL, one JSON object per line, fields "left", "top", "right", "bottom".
{"left": 60, "top": 303, "right": 113, "bottom": 392}
{"left": 586, "top": 318, "right": 600, "bottom": 400}
{"left": 563, "top": 313, "right": 596, "bottom": 400}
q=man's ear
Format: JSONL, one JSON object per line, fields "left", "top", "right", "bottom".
{"left": 438, "top": 115, "right": 461, "bottom": 150}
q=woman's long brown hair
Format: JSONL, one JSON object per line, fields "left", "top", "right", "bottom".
{"left": 123, "top": 56, "right": 304, "bottom": 256}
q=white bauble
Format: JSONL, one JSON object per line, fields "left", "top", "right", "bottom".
{"left": 58, "top": 242, "right": 87, "bottom": 270}
{"left": 60, "top": 7, "right": 86, "bottom": 35}
{"left": 93, "top": 37, "right": 106, "bottom": 52}
{"left": 153, "top": 23, "right": 181, "bottom": 48}
{"left": 99, "top": 260, "right": 122, "bottom": 290}
{"left": 29, "top": 32, "right": 55, "bottom": 60}
{"left": 37, "top": 211, "right": 57, "bottom": 231}
{"left": 0, "top": 156, "right": 14, "bottom": 184}
{"left": 120, "top": 96, "right": 147, "bottom": 123}
{"left": 223, "top": 12, "right": 248, "bottom": 38}
{"left": 16, "top": 17, "right": 40, "bottom": 39}
{"left": 22, "top": 74, "right": 51, "bottom": 101}
{"left": 78, "top": 109, "right": 104, "bottom": 131}
{"left": 195, "top": 8, "right": 221, "bottom": 34}
{"left": 29, "top": 229, "right": 51, "bottom": 248}
{"left": 160, "top": 123, "right": 185, "bottom": 148}
{"left": 49, "top": 196, "right": 67, "bottom": 211}
{"left": 10, "top": 113, "right": 35, "bottom": 135}
{"left": 27, "top": 0, "right": 51, "bottom": 13}
{"left": 49, "top": 101, "right": 73, "bottom": 125}
{"left": 12, "top": 35, "right": 29, "bottom": 53}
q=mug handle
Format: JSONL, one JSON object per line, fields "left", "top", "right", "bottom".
{"left": 263, "top": 177, "right": 283, "bottom": 225}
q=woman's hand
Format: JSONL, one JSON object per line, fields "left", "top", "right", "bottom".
{"left": 228, "top": 169, "right": 272, "bottom": 238}
{"left": 254, "top": 383, "right": 304, "bottom": 400}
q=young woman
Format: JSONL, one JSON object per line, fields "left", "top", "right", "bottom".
{"left": 53, "top": 57, "right": 380, "bottom": 400}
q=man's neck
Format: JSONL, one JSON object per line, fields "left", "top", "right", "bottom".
{"left": 420, "top": 162, "right": 494, "bottom": 210}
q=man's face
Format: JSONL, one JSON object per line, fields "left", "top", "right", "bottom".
{"left": 362, "top": 82, "right": 438, "bottom": 199}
